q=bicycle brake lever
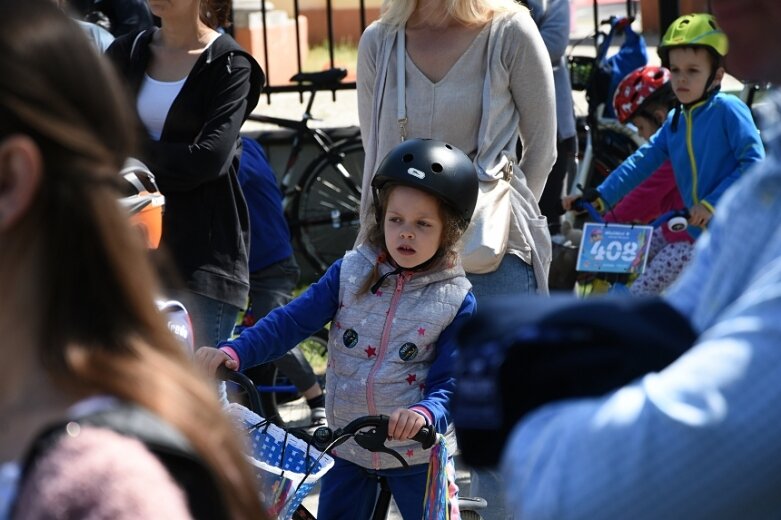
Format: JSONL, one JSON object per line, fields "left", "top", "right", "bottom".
{"left": 353, "top": 428, "right": 410, "bottom": 468}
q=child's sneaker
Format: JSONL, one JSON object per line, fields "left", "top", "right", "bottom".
{"left": 308, "top": 406, "right": 327, "bottom": 433}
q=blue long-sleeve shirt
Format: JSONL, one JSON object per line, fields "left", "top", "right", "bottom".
{"left": 501, "top": 89, "right": 781, "bottom": 519}
{"left": 598, "top": 90, "right": 764, "bottom": 237}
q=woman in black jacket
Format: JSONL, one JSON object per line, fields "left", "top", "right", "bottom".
{"left": 107, "top": 0, "right": 264, "bottom": 349}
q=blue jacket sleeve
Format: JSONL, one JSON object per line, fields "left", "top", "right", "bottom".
{"left": 413, "top": 292, "right": 477, "bottom": 434}
{"left": 222, "top": 259, "right": 342, "bottom": 369}
{"left": 526, "top": 0, "right": 570, "bottom": 65}
{"left": 702, "top": 98, "right": 765, "bottom": 210}
{"left": 598, "top": 128, "right": 668, "bottom": 207}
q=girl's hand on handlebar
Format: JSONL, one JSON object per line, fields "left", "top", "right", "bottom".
{"left": 688, "top": 203, "right": 713, "bottom": 227}
{"left": 194, "top": 346, "right": 237, "bottom": 377}
{"left": 388, "top": 408, "right": 427, "bottom": 441}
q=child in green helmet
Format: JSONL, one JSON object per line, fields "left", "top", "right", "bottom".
{"left": 564, "top": 13, "right": 765, "bottom": 239}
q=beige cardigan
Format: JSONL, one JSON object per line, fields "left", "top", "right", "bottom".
{"left": 356, "top": 11, "right": 557, "bottom": 292}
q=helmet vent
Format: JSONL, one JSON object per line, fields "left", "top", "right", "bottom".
{"left": 431, "top": 162, "right": 443, "bottom": 173}
{"left": 444, "top": 144, "right": 453, "bottom": 150}
{"left": 402, "top": 153, "right": 414, "bottom": 163}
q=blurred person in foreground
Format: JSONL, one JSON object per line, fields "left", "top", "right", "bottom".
{"left": 0, "top": 2, "right": 267, "bottom": 518}
{"left": 490, "top": 0, "right": 781, "bottom": 518}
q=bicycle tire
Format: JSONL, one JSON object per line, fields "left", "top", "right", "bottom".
{"left": 258, "top": 327, "right": 329, "bottom": 428}
{"left": 291, "top": 138, "right": 364, "bottom": 275}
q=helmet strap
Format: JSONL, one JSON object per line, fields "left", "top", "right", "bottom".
{"left": 370, "top": 248, "right": 445, "bottom": 294}
{"left": 371, "top": 187, "right": 383, "bottom": 224}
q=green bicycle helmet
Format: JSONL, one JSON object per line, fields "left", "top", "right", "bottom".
{"left": 658, "top": 13, "right": 728, "bottom": 67}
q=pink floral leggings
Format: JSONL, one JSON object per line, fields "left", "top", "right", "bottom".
{"left": 630, "top": 228, "right": 694, "bottom": 296}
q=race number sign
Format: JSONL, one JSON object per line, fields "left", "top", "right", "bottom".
{"left": 576, "top": 223, "right": 654, "bottom": 274}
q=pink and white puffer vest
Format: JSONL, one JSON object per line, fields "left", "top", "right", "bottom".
{"left": 325, "top": 244, "right": 470, "bottom": 469}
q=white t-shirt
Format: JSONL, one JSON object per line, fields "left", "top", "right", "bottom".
{"left": 136, "top": 32, "right": 221, "bottom": 141}
{"left": 137, "top": 75, "right": 187, "bottom": 141}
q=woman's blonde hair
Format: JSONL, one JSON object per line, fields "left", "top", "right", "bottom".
{"left": 380, "top": 0, "right": 526, "bottom": 27}
{"left": 359, "top": 183, "right": 465, "bottom": 294}
{"left": 0, "top": 2, "right": 266, "bottom": 518}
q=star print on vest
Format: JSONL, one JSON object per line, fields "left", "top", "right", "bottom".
{"left": 406, "top": 373, "right": 417, "bottom": 385}
{"left": 399, "top": 342, "right": 419, "bottom": 361}
{"left": 366, "top": 345, "right": 377, "bottom": 358}
{"left": 343, "top": 328, "right": 358, "bottom": 348}
{"left": 406, "top": 449, "right": 414, "bottom": 458}
{"left": 417, "top": 327, "right": 426, "bottom": 336}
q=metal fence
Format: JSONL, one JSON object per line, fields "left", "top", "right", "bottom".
{"left": 230, "top": 0, "right": 371, "bottom": 100}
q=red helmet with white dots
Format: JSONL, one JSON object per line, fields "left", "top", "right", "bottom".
{"left": 612, "top": 66, "right": 672, "bottom": 124}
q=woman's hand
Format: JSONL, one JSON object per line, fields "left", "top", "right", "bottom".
{"left": 194, "top": 346, "right": 237, "bottom": 377}
{"left": 688, "top": 203, "right": 713, "bottom": 227}
{"left": 387, "top": 408, "right": 427, "bottom": 441}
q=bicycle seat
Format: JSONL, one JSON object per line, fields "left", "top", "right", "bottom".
{"left": 289, "top": 68, "right": 348, "bottom": 87}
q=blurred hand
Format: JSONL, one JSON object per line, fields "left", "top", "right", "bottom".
{"left": 688, "top": 203, "right": 713, "bottom": 227}
{"left": 387, "top": 408, "right": 426, "bottom": 441}
{"left": 194, "top": 346, "right": 237, "bottom": 377}
{"left": 561, "top": 194, "right": 581, "bottom": 211}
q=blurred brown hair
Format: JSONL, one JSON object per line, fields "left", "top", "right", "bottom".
{"left": 0, "top": 1, "right": 265, "bottom": 517}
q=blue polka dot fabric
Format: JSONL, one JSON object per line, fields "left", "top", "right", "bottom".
{"left": 227, "top": 403, "right": 334, "bottom": 519}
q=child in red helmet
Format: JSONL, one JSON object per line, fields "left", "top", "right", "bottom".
{"left": 604, "top": 65, "right": 695, "bottom": 295}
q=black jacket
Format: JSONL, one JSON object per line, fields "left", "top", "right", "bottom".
{"left": 107, "top": 30, "right": 264, "bottom": 308}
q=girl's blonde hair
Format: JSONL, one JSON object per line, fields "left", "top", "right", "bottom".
{"left": 380, "top": 0, "right": 526, "bottom": 27}
{"left": 359, "top": 183, "right": 465, "bottom": 294}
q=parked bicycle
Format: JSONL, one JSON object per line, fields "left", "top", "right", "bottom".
{"left": 567, "top": 13, "right": 647, "bottom": 197}
{"left": 247, "top": 68, "right": 365, "bottom": 276}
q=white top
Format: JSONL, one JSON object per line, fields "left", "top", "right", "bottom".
{"left": 137, "top": 75, "right": 188, "bottom": 141}
{"left": 136, "top": 32, "right": 221, "bottom": 141}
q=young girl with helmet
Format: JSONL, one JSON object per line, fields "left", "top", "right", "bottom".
{"left": 564, "top": 13, "right": 765, "bottom": 237}
{"left": 197, "top": 138, "right": 479, "bottom": 519}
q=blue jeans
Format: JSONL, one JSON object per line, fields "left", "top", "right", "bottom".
{"left": 247, "top": 256, "right": 317, "bottom": 390}
{"left": 178, "top": 291, "right": 241, "bottom": 348}
{"left": 317, "top": 457, "right": 429, "bottom": 520}
{"left": 467, "top": 254, "right": 537, "bottom": 301}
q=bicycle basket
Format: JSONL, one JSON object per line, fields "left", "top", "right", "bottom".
{"left": 568, "top": 55, "right": 595, "bottom": 92}
{"left": 226, "top": 403, "right": 334, "bottom": 520}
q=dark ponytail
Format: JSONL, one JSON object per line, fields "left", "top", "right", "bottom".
{"left": 200, "top": 0, "right": 231, "bottom": 29}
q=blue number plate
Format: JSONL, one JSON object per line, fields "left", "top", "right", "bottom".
{"left": 576, "top": 223, "right": 654, "bottom": 274}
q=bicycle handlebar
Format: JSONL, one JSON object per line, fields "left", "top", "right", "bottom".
{"left": 216, "top": 365, "right": 436, "bottom": 468}
{"left": 573, "top": 199, "right": 690, "bottom": 232}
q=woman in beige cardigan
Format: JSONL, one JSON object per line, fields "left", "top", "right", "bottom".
{"left": 356, "top": 0, "right": 557, "bottom": 297}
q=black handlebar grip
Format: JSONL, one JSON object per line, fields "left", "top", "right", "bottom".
{"left": 412, "top": 425, "right": 437, "bottom": 450}
{"left": 215, "top": 366, "right": 264, "bottom": 416}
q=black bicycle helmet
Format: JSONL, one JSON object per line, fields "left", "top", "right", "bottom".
{"left": 370, "top": 138, "right": 479, "bottom": 227}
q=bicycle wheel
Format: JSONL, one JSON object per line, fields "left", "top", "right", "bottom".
{"left": 581, "top": 126, "right": 639, "bottom": 191}
{"left": 291, "top": 138, "right": 364, "bottom": 275}
{"left": 258, "top": 327, "right": 329, "bottom": 429}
